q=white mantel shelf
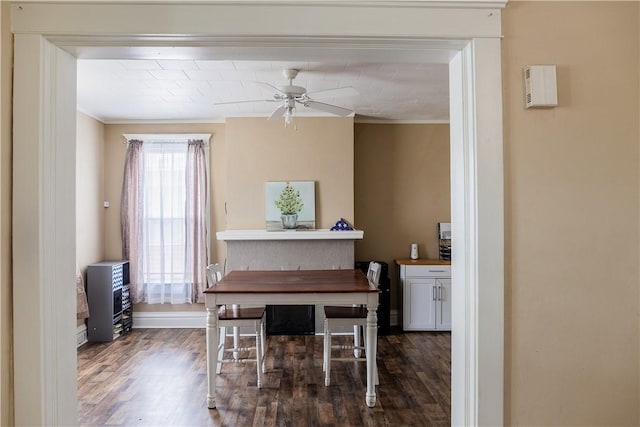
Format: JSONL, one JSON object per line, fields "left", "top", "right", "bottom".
{"left": 217, "top": 229, "right": 364, "bottom": 241}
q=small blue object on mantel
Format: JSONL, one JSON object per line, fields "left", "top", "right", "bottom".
{"left": 330, "top": 218, "right": 354, "bottom": 231}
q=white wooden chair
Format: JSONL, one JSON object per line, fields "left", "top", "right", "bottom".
{"left": 322, "top": 261, "right": 382, "bottom": 386}
{"left": 206, "top": 263, "right": 267, "bottom": 387}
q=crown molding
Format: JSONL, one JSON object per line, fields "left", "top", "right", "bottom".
{"left": 104, "top": 118, "right": 226, "bottom": 125}
{"left": 354, "top": 118, "right": 450, "bottom": 124}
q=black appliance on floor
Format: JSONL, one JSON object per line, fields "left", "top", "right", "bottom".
{"left": 355, "top": 260, "right": 391, "bottom": 335}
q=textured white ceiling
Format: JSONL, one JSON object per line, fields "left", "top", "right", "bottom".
{"left": 77, "top": 59, "right": 450, "bottom": 123}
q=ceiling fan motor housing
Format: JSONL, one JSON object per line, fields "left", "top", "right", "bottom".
{"left": 281, "top": 85, "right": 306, "bottom": 97}
{"left": 283, "top": 68, "right": 299, "bottom": 80}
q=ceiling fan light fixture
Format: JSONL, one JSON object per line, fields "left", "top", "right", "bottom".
{"left": 284, "top": 106, "right": 296, "bottom": 129}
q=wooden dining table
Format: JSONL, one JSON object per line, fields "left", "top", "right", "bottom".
{"left": 203, "top": 268, "right": 380, "bottom": 409}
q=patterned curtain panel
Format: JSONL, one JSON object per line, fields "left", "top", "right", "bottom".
{"left": 185, "top": 139, "right": 209, "bottom": 303}
{"left": 120, "top": 139, "right": 144, "bottom": 303}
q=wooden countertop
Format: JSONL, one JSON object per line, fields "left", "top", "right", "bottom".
{"left": 395, "top": 259, "right": 451, "bottom": 266}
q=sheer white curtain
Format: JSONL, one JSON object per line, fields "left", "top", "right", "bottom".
{"left": 142, "top": 141, "right": 190, "bottom": 303}
{"left": 121, "top": 136, "right": 210, "bottom": 304}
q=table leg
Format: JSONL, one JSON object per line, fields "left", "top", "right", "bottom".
{"left": 365, "top": 304, "right": 378, "bottom": 408}
{"left": 206, "top": 306, "right": 219, "bottom": 409}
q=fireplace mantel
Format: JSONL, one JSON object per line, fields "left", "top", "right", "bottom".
{"left": 217, "top": 229, "right": 364, "bottom": 241}
{"left": 216, "top": 229, "right": 364, "bottom": 272}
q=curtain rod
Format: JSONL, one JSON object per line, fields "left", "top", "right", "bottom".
{"left": 122, "top": 133, "right": 211, "bottom": 144}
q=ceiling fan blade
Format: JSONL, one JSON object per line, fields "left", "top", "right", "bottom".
{"left": 267, "top": 104, "right": 287, "bottom": 120}
{"left": 306, "top": 86, "right": 359, "bottom": 99}
{"left": 214, "top": 99, "right": 278, "bottom": 105}
{"left": 255, "top": 81, "right": 287, "bottom": 95}
{"left": 303, "top": 100, "right": 353, "bottom": 117}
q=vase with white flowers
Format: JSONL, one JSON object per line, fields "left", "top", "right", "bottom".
{"left": 274, "top": 183, "right": 304, "bottom": 229}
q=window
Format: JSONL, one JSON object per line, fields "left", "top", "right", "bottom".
{"left": 121, "top": 134, "right": 210, "bottom": 304}
{"left": 143, "top": 142, "right": 190, "bottom": 303}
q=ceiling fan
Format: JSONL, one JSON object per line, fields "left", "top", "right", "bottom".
{"left": 215, "top": 68, "right": 358, "bottom": 128}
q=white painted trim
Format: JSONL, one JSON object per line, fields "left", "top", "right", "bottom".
{"left": 132, "top": 311, "right": 207, "bottom": 329}
{"left": 13, "top": 34, "right": 78, "bottom": 426}
{"left": 11, "top": 3, "right": 505, "bottom": 41}
{"left": 449, "top": 47, "right": 471, "bottom": 427}
{"left": 105, "top": 118, "right": 227, "bottom": 125}
{"left": 468, "top": 37, "right": 504, "bottom": 426}
{"left": 449, "top": 38, "right": 504, "bottom": 427}
{"left": 118, "top": 309, "right": 394, "bottom": 331}
{"left": 14, "top": 0, "right": 508, "bottom": 8}
{"left": 354, "top": 119, "right": 451, "bottom": 125}
{"left": 217, "top": 229, "right": 364, "bottom": 241}
{"left": 105, "top": 118, "right": 451, "bottom": 125}
{"left": 76, "top": 324, "right": 88, "bottom": 347}
{"left": 224, "top": 112, "right": 356, "bottom": 119}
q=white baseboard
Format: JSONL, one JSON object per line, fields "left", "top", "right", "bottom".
{"left": 132, "top": 311, "right": 207, "bottom": 328}
{"left": 76, "top": 324, "right": 88, "bottom": 347}
{"left": 128, "top": 309, "right": 398, "bottom": 330}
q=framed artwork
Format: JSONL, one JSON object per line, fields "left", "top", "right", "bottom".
{"left": 265, "top": 181, "right": 316, "bottom": 231}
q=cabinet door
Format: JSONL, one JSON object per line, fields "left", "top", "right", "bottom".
{"left": 436, "top": 278, "right": 452, "bottom": 330}
{"left": 404, "top": 278, "right": 437, "bottom": 330}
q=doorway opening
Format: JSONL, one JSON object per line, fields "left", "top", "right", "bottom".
{"left": 11, "top": 4, "right": 505, "bottom": 425}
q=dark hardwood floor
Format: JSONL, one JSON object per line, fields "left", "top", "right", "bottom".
{"left": 78, "top": 328, "right": 450, "bottom": 426}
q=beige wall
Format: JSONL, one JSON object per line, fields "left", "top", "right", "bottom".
{"left": 225, "top": 117, "right": 354, "bottom": 230}
{"left": 100, "top": 120, "right": 444, "bottom": 313}
{"left": 76, "top": 113, "right": 105, "bottom": 276}
{"left": 76, "top": 112, "right": 105, "bottom": 326}
{"left": 104, "top": 118, "right": 353, "bottom": 310}
{"left": 354, "top": 123, "right": 450, "bottom": 308}
{"left": 0, "top": 2, "right": 11, "bottom": 425}
{"left": 503, "top": 2, "right": 639, "bottom": 425}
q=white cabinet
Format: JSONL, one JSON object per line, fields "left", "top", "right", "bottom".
{"left": 397, "top": 261, "right": 451, "bottom": 331}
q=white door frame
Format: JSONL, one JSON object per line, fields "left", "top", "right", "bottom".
{"left": 11, "top": 2, "right": 505, "bottom": 426}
